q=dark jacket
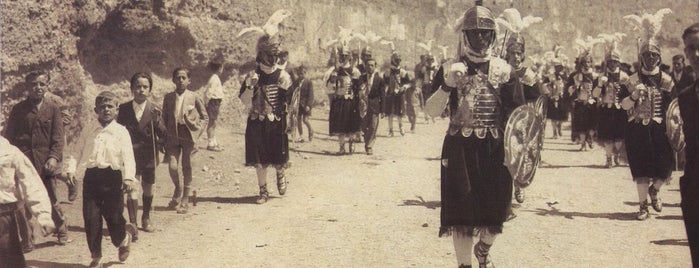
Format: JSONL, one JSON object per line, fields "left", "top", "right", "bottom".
{"left": 4, "top": 98, "right": 64, "bottom": 175}
{"left": 679, "top": 80, "right": 699, "bottom": 179}
{"left": 117, "top": 100, "right": 165, "bottom": 170}
{"left": 161, "top": 89, "right": 208, "bottom": 145}
{"left": 673, "top": 66, "right": 696, "bottom": 98}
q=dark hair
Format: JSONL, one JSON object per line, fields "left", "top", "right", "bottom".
{"left": 672, "top": 54, "right": 685, "bottom": 62}
{"left": 682, "top": 22, "right": 699, "bottom": 40}
{"left": 208, "top": 62, "right": 223, "bottom": 72}
{"left": 130, "top": 72, "right": 153, "bottom": 91}
{"left": 171, "top": 67, "right": 190, "bottom": 79}
{"left": 296, "top": 65, "right": 306, "bottom": 74}
{"left": 25, "top": 70, "right": 51, "bottom": 83}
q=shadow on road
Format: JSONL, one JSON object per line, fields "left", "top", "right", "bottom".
{"left": 623, "top": 201, "right": 680, "bottom": 208}
{"left": 291, "top": 148, "right": 334, "bottom": 156}
{"left": 528, "top": 208, "right": 637, "bottom": 221}
{"left": 26, "top": 260, "right": 87, "bottom": 268}
{"left": 540, "top": 164, "right": 608, "bottom": 169}
{"left": 656, "top": 215, "right": 684, "bottom": 221}
{"left": 650, "top": 239, "right": 689, "bottom": 246}
{"left": 400, "top": 196, "right": 440, "bottom": 210}
{"left": 195, "top": 195, "right": 277, "bottom": 204}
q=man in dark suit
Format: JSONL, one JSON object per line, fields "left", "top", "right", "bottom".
{"left": 4, "top": 70, "right": 69, "bottom": 245}
{"left": 161, "top": 68, "right": 208, "bottom": 214}
{"left": 672, "top": 54, "right": 696, "bottom": 99}
{"left": 117, "top": 72, "right": 165, "bottom": 235}
{"left": 359, "top": 58, "right": 384, "bottom": 155}
{"left": 678, "top": 22, "right": 699, "bottom": 267}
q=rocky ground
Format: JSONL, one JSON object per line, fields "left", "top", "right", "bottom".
{"left": 22, "top": 108, "right": 692, "bottom": 268}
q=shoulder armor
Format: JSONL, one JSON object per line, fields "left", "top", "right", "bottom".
{"left": 488, "top": 57, "right": 512, "bottom": 87}
{"left": 520, "top": 67, "right": 538, "bottom": 87}
{"left": 279, "top": 70, "right": 292, "bottom": 90}
{"left": 659, "top": 72, "right": 674, "bottom": 92}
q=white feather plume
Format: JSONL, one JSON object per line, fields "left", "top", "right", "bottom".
{"left": 574, "top": 36, "right": 603, "bottom": 56}
{"left": 495, "top": 8, "right": 543, "bottom": 34}
{"left": 322, "top": 26, "right": 357, "bottom": 49}
{"left": 380, "top": 40, "right": 395, "bottom": 52}
{"left": 417, "top": 39, "right": 434, "bottom": 53}
{"left": 438, "top": 45, "right": 449, "bottom": 59}
{"left": 623, "top": 8, "right": 672, "bottom": 44}
{"left": 597, "top": 32, "right": 625, "bottom": 52}
{"left": 237, "top": 9, "right": 292, "bottom": 39}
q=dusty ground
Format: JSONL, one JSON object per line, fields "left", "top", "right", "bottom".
{"left": 24, "top": 108, "right": 692, "bottom": 268}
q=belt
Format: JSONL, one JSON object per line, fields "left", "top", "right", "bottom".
{"left": 0, "top": 202, "right": 18, "bottom": 214}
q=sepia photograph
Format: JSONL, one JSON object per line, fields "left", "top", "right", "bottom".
{"left": 1, "top": 0, "right": 699, "bottom": 267}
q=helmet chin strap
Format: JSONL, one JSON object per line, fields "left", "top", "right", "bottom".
{"left": 461, "top": 41, "right": 492, "bottom": 63}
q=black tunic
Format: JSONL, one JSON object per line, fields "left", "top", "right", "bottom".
{"left": 244, "top": 68, "right": 289, "bottom": 166}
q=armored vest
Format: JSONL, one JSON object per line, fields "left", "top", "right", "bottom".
{"left": 548, "top": 77, "right": 565, "bottom": 108}
{"left": 572, "top": 71, "right": 597, "bottom": 103}
{"left": 627, "top": 72, "right": 673, "bottom": 125}
{"left": 330, "top": 67, "right": 359, "bottom": 99}
{"left": 443, "top": 58, "right": 511, "bottom": 138}
{"left": 600, "top": 72, "right": 627, "bottom": 109}
{"left": 249, "top": 68, "right": 289, "bottom": 121}
{"left": 386, "top": 68, "right": 409, "bottom": 96}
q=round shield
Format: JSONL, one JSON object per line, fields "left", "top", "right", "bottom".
{"left": 504, "top": 105, "right": 543, "bottom": 188}
{"left": 534, "top": 95, "right": 548, "bottom": 147}
{"left": 665, "top": 98, "right": 685, "bottom": 152}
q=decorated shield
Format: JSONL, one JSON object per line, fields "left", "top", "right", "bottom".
{"left": 534, "top": 95, "right": 548, "bottom": 146}
{"left": 504, "top": 105, "right": 543, "bottom": 188}
{"left": 665, "top": 98, "right": 685, "bottom": 152}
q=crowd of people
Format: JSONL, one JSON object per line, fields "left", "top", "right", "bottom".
{"left": 1, "top": 1, "right": 699, "bottom": 268}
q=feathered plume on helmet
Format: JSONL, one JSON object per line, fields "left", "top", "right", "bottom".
{"left": 416, "top": 39, "right": 434, "bottom": 57}
{"left": 598, "top": 32, "right": 625, "bottom": 63}
{"left": 623, "top": 8, "right": 672, "bottom": 55}
{"left": 323, "top": 26, "right": 362, "bottom": 57}
{"left": 352, "top": 30, "right": 384, "bottom": 53}
{"left": 380, "top": 40, "right": 402, "bottom": 66}
{"left": 574, "top": 35, "right": 604, "bottom": 62}
{"left": 237, "top": 9, "right": 293, "bottom": 60}
{"left": 495, "top": 8, "right": 543, "bottom": 55}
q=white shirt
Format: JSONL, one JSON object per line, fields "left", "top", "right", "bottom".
{"left": 205, "top": 74, "right": 224, "bottom": 101}
{"left": 76, "top": 120, "right": 136, "bottom": 182}
{"left": 175, "top": 91, "right": 186, "bottom": 125}
{"left": 132, "top": 101, "right": 146, "bottom": 122}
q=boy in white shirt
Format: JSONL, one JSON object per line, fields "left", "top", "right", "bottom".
{"left": 76, "top": 91, "right": 137, "bottom": 268}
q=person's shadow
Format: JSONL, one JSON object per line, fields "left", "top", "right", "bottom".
{"left": 528, "top": 207, "right": 638, "bottom": 221}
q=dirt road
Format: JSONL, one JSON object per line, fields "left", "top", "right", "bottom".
{"left": 25, "top": 109, "right": 692, "bottom": 267}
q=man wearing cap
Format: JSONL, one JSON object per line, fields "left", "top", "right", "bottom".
{"left": 76, "top": 91, "right": 137, "bottom": 267}
{"left": 593, "top": 42, "right": 630, "bottom": 168}
{"left": 424, "top": 1, "right": 522, "bottom": 266}
{"left": 4, "top": 70, "right": 69, "bottom": 246}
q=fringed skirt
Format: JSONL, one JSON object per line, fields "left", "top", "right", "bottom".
{"left": 625, "top": 121, "right": 673, "bottom": 179}
{"left": 546, "top": 98, "right": 568, "bottom": 121}
{"left": 383, "top": 92, "right": 405, "bottom": 116}
{"left": 439, "top": 132, "right": 513, "bottom": 237}
{"left": 596, "top": 106, "right": 627, "bottom": 142}
{"left": 571, "top": 101, "right": 597, "bottom": 132}
{"left": 329, "top": 97, "right": 360, "bottom": 135}
{"left": 245, "top": 117, "right": 289, "bottom": 166}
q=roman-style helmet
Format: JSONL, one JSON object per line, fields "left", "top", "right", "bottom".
{"left": 623, "top": 8, "right": 672, "bottom": 68}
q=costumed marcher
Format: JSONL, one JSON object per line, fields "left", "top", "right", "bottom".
{"left": 424, "top": 1, "right": 524, "bottom": 266}
{"left": 542, "top": 46, "right": 570, "bottom": 139}
{"left": 678, "top": 21, "right": 699, "bottom": 266}
{"left": 161, "top": 68, "right": 208, "bottom": 214}
{"left": 76, "top": 91, "right": 138, "bottom": 268}
{"left": 416, "top": 49, "right": 440, "bottom": 123}
{"left": 117, "top": 72, "right": 165, "bottom": 235}
{"left": 381, "top": 41, "right": 412, "bottom": 136}
{"left": 237, "top": 9, "right": 293, "bottom": 204}
{"left": 593, "top": 33, "right": 630, "bottom": 168}
{"left": 0, "top": 136, "right": 55, "bottom": 268}
{"left": 4, "top": 70, "right": 69, "bottom": 246}
{"left": 359, "top": 58, "right": 385, "bottom": 155}
{"left": 327, "top": 44, "right": 362, "bottom": 153}
{"left": 621, "top": 8, "right": 674, "bottom": 220}
{"left": 566, "top": 36, "right": 603, "bottom": 150}
{"left": 497, "top": 7, "right": 544, "bottom": 205}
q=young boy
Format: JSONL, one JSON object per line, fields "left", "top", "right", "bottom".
{"left": 0, "top": 136, "right": 55, "bottom": 268}
{"left": 76, "top": 91, "right": 137, "bottom": 267}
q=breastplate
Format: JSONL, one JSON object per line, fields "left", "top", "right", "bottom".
{"left": 334, "top": 74, "right": 353, "bottom": 99}
{"left": 388, "top": 73, "right": 402, "bottom": 95}
{"left": 449, "top": 73, "right": 500, "bottom": 138}
{"left": 602, "top": 83, "right": 621, "bottom": 108}
{"left": 250, "top": 84, "right": 283, "bottom": 121}
{"left": 576, "top": 82, "right": 593, "bottom": 103}
{"left": 632, "top": 86, "right": 663, "bottom": 125}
